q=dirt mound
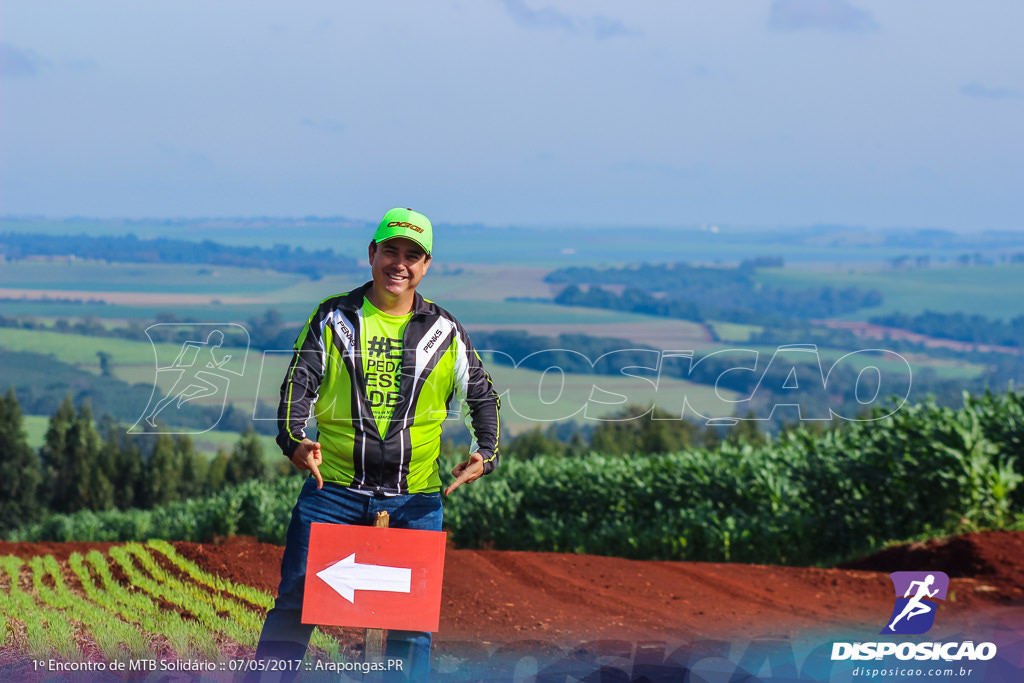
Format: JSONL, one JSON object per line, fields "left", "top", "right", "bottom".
{"left": 838, "top": 530, "right": 1024, "bottom": 595}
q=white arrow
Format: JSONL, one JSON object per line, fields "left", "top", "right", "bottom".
{"left": 316, "top": 553, "right": 412, "bottom": 604}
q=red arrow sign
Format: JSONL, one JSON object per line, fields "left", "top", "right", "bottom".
{"left": 301, "top": 523, "right": 447, "bottom": 632}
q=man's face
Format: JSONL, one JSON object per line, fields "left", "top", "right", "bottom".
{"left": 368, "top": 237, "right": 431, "bottom": 300}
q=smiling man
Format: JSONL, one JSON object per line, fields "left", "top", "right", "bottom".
{"left": 252, "top": 208, "right": 501, "bottom": 681}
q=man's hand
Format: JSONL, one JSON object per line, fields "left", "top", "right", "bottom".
{"left": 290, "top": 438, "right": 324, "bottom": 489}
{"left": 445, "top": 452, "right": 485, "bottom": 496}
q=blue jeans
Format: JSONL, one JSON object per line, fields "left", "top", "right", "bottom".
{"left": 253, "top": 479, "right": 443, "bottom": 682}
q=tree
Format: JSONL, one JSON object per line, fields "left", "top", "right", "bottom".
{"left": 96, "top": 414, "right": 144, "bottom": 509}
{"left": 176, "top": 435, "right": 208, "bottom": 500}
{"left": 65, "top": 401, "right": 107, "bottom": 513}
{"left": 146, "top": 433, "right": 181, "bottom": 506}
{"left": 226, "top": 426, "right": 267, "bottom": 485}
{"left": 41, "top": 395, "right": 76, "bottom": 512}
{"left": 501, "top": 427, "right": 566, "bottom": 460}
{"left": 0, "top": 388, "right": 44, "bottom": 534}
{"left": 207, "top": 449, "right": 230, "bottom": 493}
{"left": 726, "top": 411, "right": 769, "bottom": 448}
{"left": 589, "top": 405, "right": 697, "bottom": 455}
{"left": 113, "top": 437, "right": 145, "bottom": 510}
{"left": 97, "top": 351, "right": 113, "bottom": 377}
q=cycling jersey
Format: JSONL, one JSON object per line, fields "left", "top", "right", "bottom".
{"left": 276, "top": 281, "right": 500, "bottom": 494}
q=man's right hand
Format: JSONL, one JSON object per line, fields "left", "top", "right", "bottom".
{"left": 290, "top": 438, "right": 324, "bottom": 489}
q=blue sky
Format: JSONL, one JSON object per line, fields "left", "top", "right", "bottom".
{"left": 1, "top": 1, "right": 1021, "bottom": 230}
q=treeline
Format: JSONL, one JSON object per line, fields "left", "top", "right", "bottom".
{"left": 498, "top": 405, "right": 767, "bottom": 463}
{"left": 545, "top": 260, "right": 883, "bottom": 323}
{"left": 0, "top": 232, "right": 357, "bottom": 279}
{"left": 0, "top": 391, "right": 289, "bottom": 536}
{"left": 868, "top": 310, "right": 1024, "bottom": 348}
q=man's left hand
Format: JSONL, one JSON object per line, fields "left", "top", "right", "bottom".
{"left": 445, "top": 452, "right": 485, "bottom": 496}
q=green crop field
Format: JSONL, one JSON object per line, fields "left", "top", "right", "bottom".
{"left": 0, "top": 329, "right": 286, "bottom": 410}
{"left": 442, "top": 298, "right": 708, "bottom": 328}
{"left": 22, "top": 415, "right": 49, "bottom": 450}
{"left": 0, "top": 259, "right": 303, "bottom": 295}
{"left": 0, "top": 541, "right": 341, "bottom": 666}
{"left": 739, "top": 344, "right": 985, "bottom": 382}
{"left": 0, "top": 328, "right": 186, "bottom": 366}
{"left": 707, "top": 321, "right": 761, "bottom": 343}
{"left": 754, "top": 264, "right": 1024, "bottom": 320}
{"left": 486, "top": 363, "right": 740, "bottom": 432}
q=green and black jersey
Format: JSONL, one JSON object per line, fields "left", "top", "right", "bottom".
{"left": 277, "top": 282, "right": 501, "bottom": 494}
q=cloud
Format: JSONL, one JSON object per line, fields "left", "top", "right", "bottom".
{"left": 769, "top": 0, "right": 878, "bottom": 33}
{"left": 591, "top": 15, "right": 637, "bottom": 40}
{"left": 0, "top": 42, "right": 51, "bottom": 79}
{"left": 301, "top": 118, "right": 345, "bottom": 134}
{"left": 498, "top": 0, "right": 638, "bottom": 40}
{"left": 500, "top": 0, "right": 574, "bottom": 31}
{"left": 960, "top": 82, "right": 1024, "bottom": 100}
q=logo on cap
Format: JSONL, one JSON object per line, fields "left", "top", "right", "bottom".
{"left": 387, "top": 221, "right": 424, "bottom": 233}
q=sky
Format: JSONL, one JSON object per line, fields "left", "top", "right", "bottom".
{"left": 0, "top": 1, "right": 1021, "bottom": 231}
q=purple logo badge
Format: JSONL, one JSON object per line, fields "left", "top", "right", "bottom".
{"left": 881, "top": 571, "right": 949, "bottom": 635}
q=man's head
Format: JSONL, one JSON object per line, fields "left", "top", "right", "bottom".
{"left": 372, "top": 207, "right": 433, "bottom": 256}
{"left": 367, "top": 208, "right": 433, "bottom": 311}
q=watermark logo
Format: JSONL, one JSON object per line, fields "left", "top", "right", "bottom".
{"left": 882, "top": 571, "right": 949, "bottom": 635}
{"left": 131, "top": 323, "right": 249, "bottom": 434}
{"left": 832, "top": 569, "right": 997, "bottom": 665}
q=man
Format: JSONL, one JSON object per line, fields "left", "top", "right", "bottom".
{"left": 253, "top": 208, "right": 501, "bottom": 680}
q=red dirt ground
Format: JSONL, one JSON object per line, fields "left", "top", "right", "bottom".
{"left": 3, "top": 531, "right": 1023, "bottom": 677}
{"left": 167, "top": 532, "right": 1024, "bottom": 645}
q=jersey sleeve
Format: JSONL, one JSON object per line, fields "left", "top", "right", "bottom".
{"left": 452, "top": 321, "right": 501, "bottom": 474}
{"left": 276, "top": 305, "right": 328, "bottom": 458}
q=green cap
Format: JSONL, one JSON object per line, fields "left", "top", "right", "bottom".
{"left": 373, "top": 207, "right": 433, "bottom": 255}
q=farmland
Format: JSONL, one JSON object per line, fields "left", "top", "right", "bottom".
{"left": 0, "top": 539, "right": 345, "bottom": 678}
{"left": 754, "top": 263, "right": 1024, "bottom": 320}
{"left": 1, "top": 327, "right": 739, "bottom": 434}
{"left": 3, "top": 220, "right": 1024, "bottom": 681}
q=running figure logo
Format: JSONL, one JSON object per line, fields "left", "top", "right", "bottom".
{"left": 881, "top": 571, "right": 949, "bottom": 635}
{"left": 131, "top": 323, "right": 249, "bottom": 434}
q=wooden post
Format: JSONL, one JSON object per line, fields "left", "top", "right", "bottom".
{"left": 364, "top": 511, "right": 390, "bottom": 662}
